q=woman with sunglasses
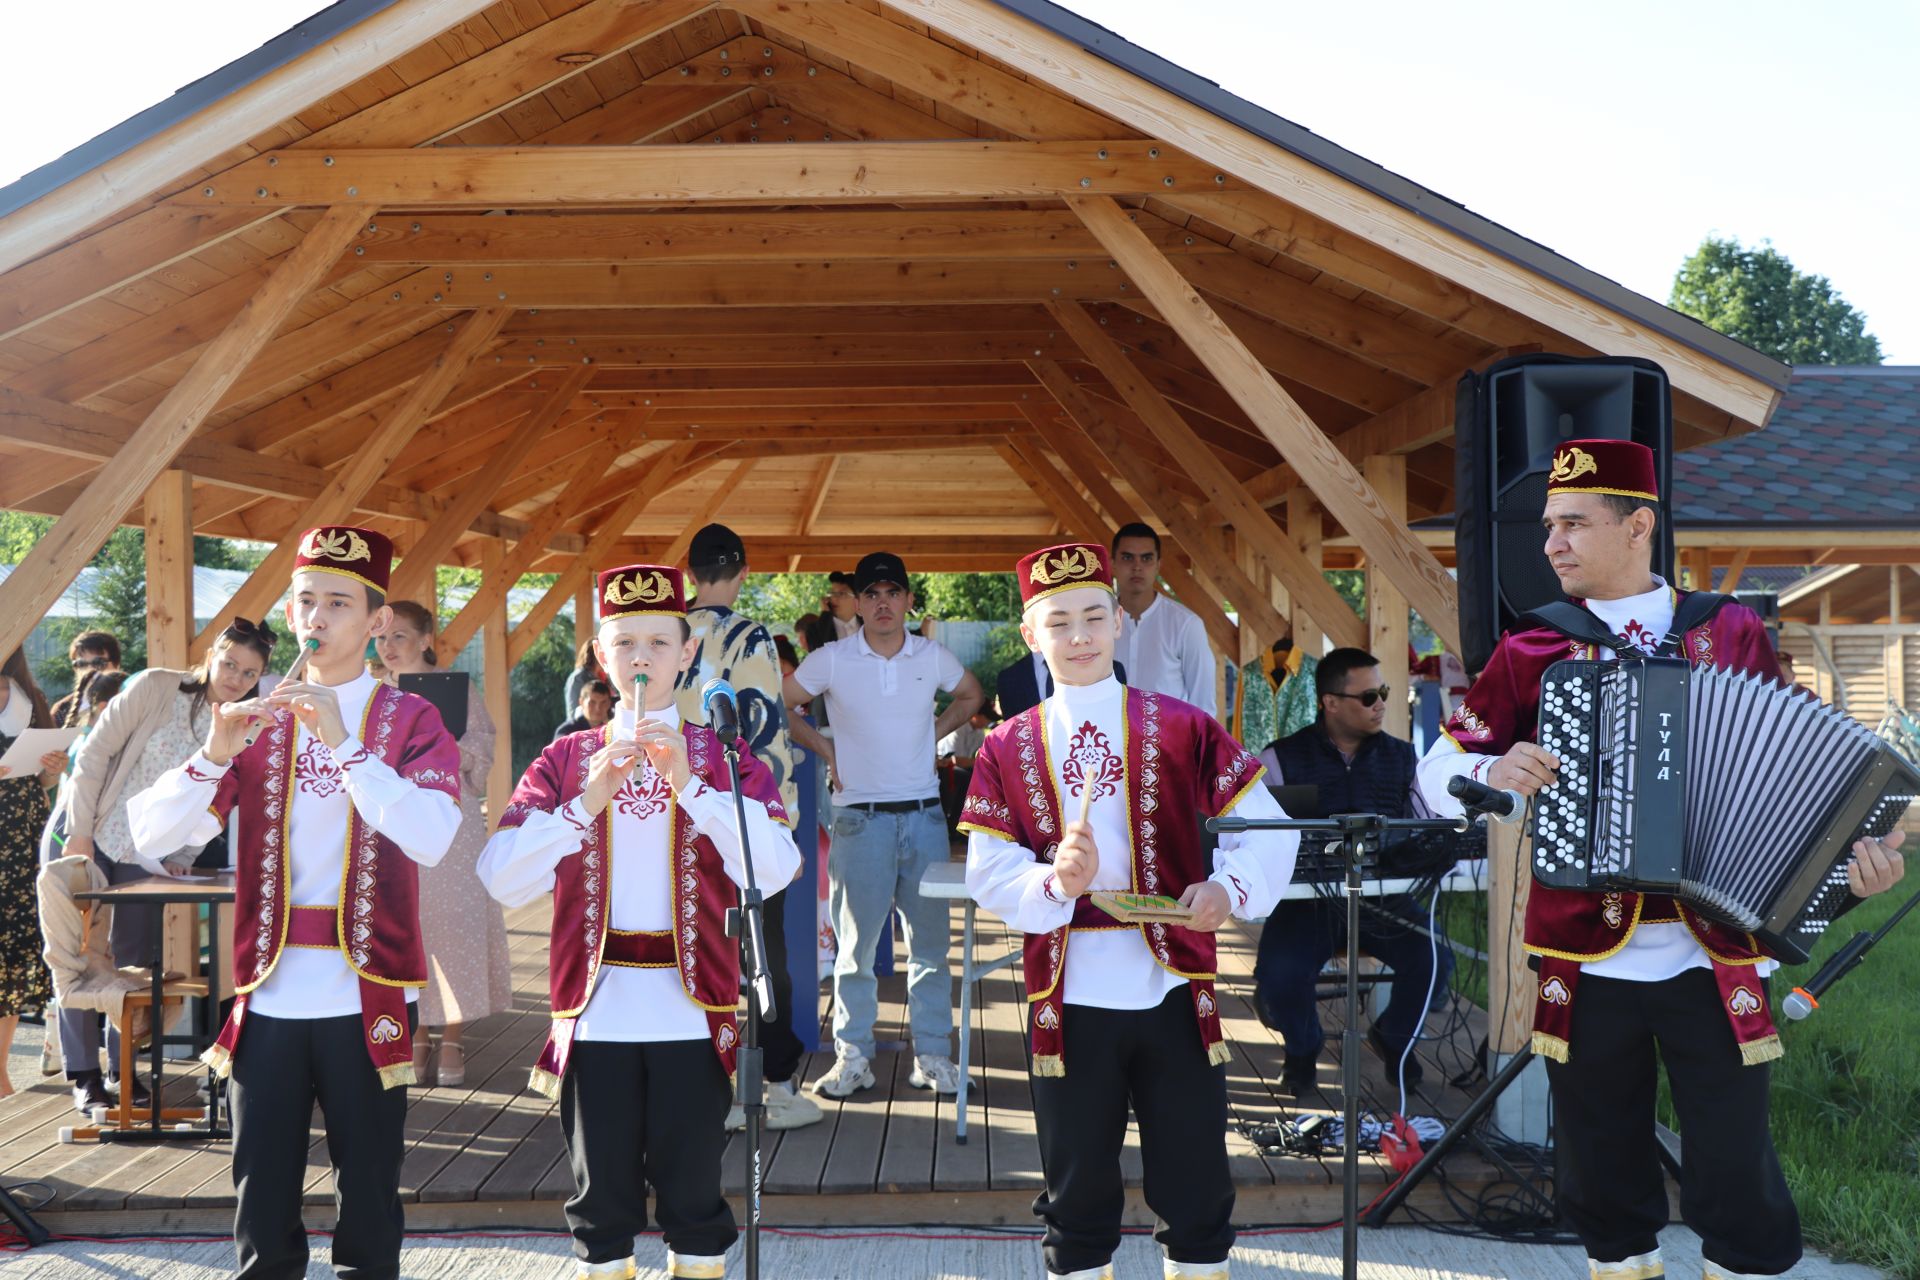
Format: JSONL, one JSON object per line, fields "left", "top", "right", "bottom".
{"left": 55, "top": 619, "right": 272, "bottom": 1114}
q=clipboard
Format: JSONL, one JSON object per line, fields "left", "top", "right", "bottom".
{"left": 397, "top": 672, "right": 470, "bottom": 740}
{"left": 0, "top": 726, "right": 80, "bottom": 776}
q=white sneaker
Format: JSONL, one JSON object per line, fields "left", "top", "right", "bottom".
{"left": 1590, "top": 1251, "right": 1663, "bottom": 1280}
{"left": 667, "top": 1252, "right": 727, "bottom": 1279}
{"left": 809, "top": 1047, "right": 876, "bottom": 1098}
{"left": 574, "top": 1259, "right": 636, "bottom": 1278}
{"left": 724, "top": 1078, "right": 826, "bottom": 1130}
{"left": 908, "top": 1053, "right": 972, "bottom": 1094}
{"left": 1164, "top": 1260, "right": 1229, "bottom": 1279}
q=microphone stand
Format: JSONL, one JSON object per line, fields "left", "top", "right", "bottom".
{"left": 718, "top": 727, "right": 773, "bottom": 1280}
{"left": 1207, "top": 810, "right": 1465, "bottom": 1280}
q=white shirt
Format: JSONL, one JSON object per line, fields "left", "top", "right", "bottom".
{"left": 476, "top": 705, "right": 800, "bottom": 1042}
{"left": 1415, "top": 578, "right": 1770, "bottom": 982}
{"left": 965, "top": 676, "right": 1297, "bottom": 1009}
{"left": 1114, "top": 593, "right": 1216, "bottom": 715}
{"left": 0, "top": 678, "right": 29, "bottom": 736}
{"left": 792, "top": 630, "right": 965, "bottom": 804}
{"left": 832, "top": 614, "right": 860, "bottom": 640}
{"left": 126, "top": 672, "right": 461, "bottom": 1018}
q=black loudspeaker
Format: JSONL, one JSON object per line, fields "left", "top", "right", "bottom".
{"left": 1455, "top": 354, "right": 1675, "bottom": 674}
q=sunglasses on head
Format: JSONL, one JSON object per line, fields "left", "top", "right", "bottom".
{"left": 72, "top": 656, "right": 111, "bottom": 670}
{"left": 1328, "top": 685, "right": 1392, "bottom": 708}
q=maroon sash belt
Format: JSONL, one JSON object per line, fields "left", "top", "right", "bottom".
{"left": 207, "top": 904, "right": 418, "bottom": 1090}
{"left": 602, "top": 928, "right": 675, "bottom": 968}
{"left": 287, "top": 904, "right": 339, "bottom": 948}
{"left": 1069, "top": 898, "right": 1128, "bottom": 930}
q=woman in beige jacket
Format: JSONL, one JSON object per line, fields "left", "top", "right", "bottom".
{"left": 55, "top": 620, "right": 270, "bottom": 1112}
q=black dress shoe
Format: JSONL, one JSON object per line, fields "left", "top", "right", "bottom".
{"left": 71, "top": 1072, "right": 113, "bottom": 1115}
{"left": 1279, "top": 1057, "right": 1319, "bottom": 1097}
{"left": 1368, "top": 1026, "right": 1425, "bottom": 1091}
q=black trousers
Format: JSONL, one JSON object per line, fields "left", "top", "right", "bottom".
{"left": 1252, "top": 895, "right": 1454, "bottom": 1060}
{"left": 560, "top": 1038, "right": 737, "bottom": 1264}
{"left": 756, "top": 886, "right": 804, "bottom": 1083}
{"left": 229, "top": 1009, "right": 412, "bottom": 1280}
{"left": 1546, "top": 970, "right": 1800, "bottom": 1275}
{"left": 1029, "top": 988, "right": 1235, "bottom": 1275}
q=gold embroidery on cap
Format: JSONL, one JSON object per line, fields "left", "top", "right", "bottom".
{"left": 1030, "top": 546, "right": 1099, "bottom": 587}
{"left": 1550, "top": 446, "right": 1598, "bottom": 484}
{"left": 301, "top": 528, "right": 372, "bottom": 564}
{"left": 605, "top": 570, "right": 672, "bottom": 608}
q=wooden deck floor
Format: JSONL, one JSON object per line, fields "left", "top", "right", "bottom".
{"left": 2, "top": 879, "right": 1502, "bottom": 1232}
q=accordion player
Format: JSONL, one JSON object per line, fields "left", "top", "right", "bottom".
{"left": 1529, "top": 654, "right": 1916, "bottom": 962}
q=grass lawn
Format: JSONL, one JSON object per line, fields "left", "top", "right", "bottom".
{"left": 1436, "top": 880, "right": 1920, "bottom": 1277}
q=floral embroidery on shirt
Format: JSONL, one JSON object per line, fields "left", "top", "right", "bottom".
{"left": 294, "top": 736, "right": 346, "bottom": 798}
{"left": 1061, "top": 721, "right": 1124, "bottom": 801}
{"left": 615, "top": 768, "right": 671, "bottom": 821}
{"left": 1619, "top": 618, "right": 1658, "bottom": 654}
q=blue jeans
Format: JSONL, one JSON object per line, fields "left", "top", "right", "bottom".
{"left": 1252, "top": 896, "right": 1454, "bottom": 1062}
{"left": 827, "top": 804, "right": 952, "bottom": 1060}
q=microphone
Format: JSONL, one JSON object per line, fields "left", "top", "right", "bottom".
{"left": 1783, "top": 929, "right": 1874, "bottom": 1020}
{"left": 1447, "top": 775, "right": 1527, "bottom": 825}
{"left": 701, "top": 677, "right": 741, "bottom": 746}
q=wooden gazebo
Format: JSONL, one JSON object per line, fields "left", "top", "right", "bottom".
{"left": 0, "top": 0, "right": 1789, "bottom": 772}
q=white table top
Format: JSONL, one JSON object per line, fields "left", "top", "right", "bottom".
{"left": 920, "top": 860, "right": 971, "bottom": 899}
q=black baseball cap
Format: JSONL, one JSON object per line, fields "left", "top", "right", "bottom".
{"left": 852, "top": 551, "right": 909, "bottom": 594}
{"left": 687, "top": 523, "right": 746, "bottom": 571}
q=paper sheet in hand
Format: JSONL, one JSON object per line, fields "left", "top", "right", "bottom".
{"left": 0, "top": 727, "right": 80, "bottom": 776}
{"left": 1087, "top": 890, "right": 1194, "bottom": 925}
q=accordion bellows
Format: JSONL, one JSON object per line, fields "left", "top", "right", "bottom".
{"left": 1531, "top": 657, "right": 1918, "bottom": 963}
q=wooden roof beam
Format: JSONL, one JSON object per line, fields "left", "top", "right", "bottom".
{"left": 1049, "top": 304, "right": 1352, "bottom": 646}
{"left": 353, "top": 209, "right": 1234, "bottom": 266}
{"left": 175, "top": 141, "right": 1234, "bottom": 208}
{"left": 188, "top": 306, "right": 512, "bottom": 658}
{"left": 789, "top": 455, "right": 842, "bottom": 571}
{"left": 0, "top": 0, "right": 719, "bottom": 336}
{"left": 0, "top": 207, "right": 366, "bottom": 660}
{"left": 388, "top": 365, "right": 596, "bottom": 600}
{"left": 1067, "top": 196, "right": 1460, "bottom": 652}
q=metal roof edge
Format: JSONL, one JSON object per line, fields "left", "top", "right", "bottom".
{"left": 1790, "top": 365, "right": 1920, "bottom": 378}
{"left": 987, "top": 0, "right": 1793, "bottom": 398}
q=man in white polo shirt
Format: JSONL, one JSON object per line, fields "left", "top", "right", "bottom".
{"left": 1110, "top": 522, "right": 1217, "bottom": 715}
{"left": 784, "top": 551, "right": 987, "bottom": 1099}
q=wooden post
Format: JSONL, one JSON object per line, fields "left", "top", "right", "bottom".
{"left": 189, "top": 306, "right": 512, "bottom": 657}
{"left": 143, "top": 470, "right": 194, "bottom": 670}
{"left": 1486, "top": 821, "right": 1535, "bottom": 1055}
{"left": 575, "top": 581, "right": 596, "bottom": 656}
{"left": 0, "top": 206, "right": 364, "bottom": 659}
{"left": 481, "top": 540, "right": 513, "bottom": 832}
{"left": 1287, "top": 489, "right": 1326, "bottom": 657}
{"left": 1364, "top": 456, "right": 1411, "bottom": 739}
{"left": 1065, "top": 195, "right": 1461, "bottom": 654}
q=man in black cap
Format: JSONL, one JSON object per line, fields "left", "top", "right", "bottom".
{"left": 676, "top": 523, "right": 822, "bottom": 1133}
{"left": 784, "top": 552, "right": 986, "bottom": 1100}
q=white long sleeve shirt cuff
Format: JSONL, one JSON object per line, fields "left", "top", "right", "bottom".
{"left": 1414, "top": 737, "right": 1499, "bottom": 820}
{"left": 1207, "top": 780, "right": 1296, "bottom": 920}
{"left": 965, "top": 831, "right": 1075, "bottom": 935}
{"left": 125, "top": 751, "right": 229, "bottom": 867}
{"left": 328, "top": 732, "right": 460, "bottom": 868}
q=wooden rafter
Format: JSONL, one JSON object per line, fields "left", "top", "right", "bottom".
{"left": 0, "top": 207, "right": 365, "bottom": 659}
{"left": 188, "top": 307, "right": 512, "bottom": 656}
{"left": 388, "top": 365, "right": 597, "bottom": 601}
{"left": 1068, "top": 194, "right": 1460, "bottom": 653}
{"left": 790, "top": 456, "right": 842, "bottom": 571}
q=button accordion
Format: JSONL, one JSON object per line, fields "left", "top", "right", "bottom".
{"left": 1530, "top": 657, "right": 1917, "bottom": 963}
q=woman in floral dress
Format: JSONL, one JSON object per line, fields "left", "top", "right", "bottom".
{"left": 0, "top": 648, "right": 58, "bottom": 1099}
{"left": 378, "top": 602, "right": 512, "bottom": 1085}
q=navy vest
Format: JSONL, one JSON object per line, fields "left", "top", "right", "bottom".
{"left": 1269, "top": 723, "right": 1416, "bottom": 821}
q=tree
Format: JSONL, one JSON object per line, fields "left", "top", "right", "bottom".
{"left": 1670, "top": 236, "right": 1882, "bottom": 366}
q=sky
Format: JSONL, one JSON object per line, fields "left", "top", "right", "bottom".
{"left": 0, "top": 0, "right": 1914, "bottom": 360}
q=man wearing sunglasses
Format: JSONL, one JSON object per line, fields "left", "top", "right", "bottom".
{"left": 1250, "top": 647, "right": 1453, "bottom": 1096}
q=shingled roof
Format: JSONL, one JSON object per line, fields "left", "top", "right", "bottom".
{"left": 1672, "top": 367, "right": 1920, "bottom": 528}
